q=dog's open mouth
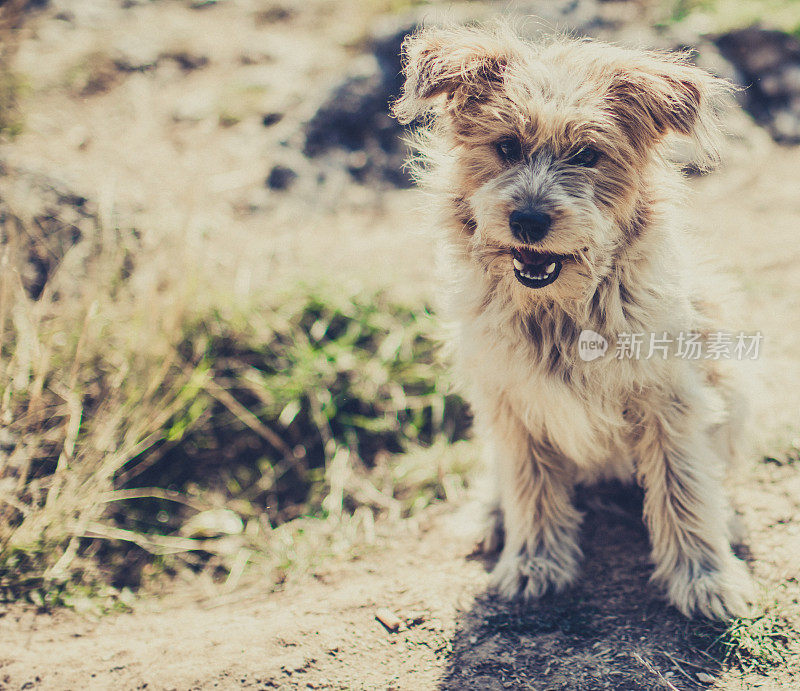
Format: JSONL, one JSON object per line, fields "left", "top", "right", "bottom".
{"left": 511, "top": 248, "right": 564, "bottom": 288}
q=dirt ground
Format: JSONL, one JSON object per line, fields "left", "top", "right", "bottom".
{"left": 1, "top": 455, "right": 799, "bottom": 690}
{"left": 1, "top": 1, "right": 800, "bottom": 689}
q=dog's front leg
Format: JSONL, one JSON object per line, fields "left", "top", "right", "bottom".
{"left": 486, "top": 411, "right": 582, "bottom": 600}
{"left": 634, "top": 391, "right": 754, "bottom": 620}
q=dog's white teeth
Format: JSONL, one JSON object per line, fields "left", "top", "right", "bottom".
{"left": 516, "top": 258, "right": 558, "bottom": 281}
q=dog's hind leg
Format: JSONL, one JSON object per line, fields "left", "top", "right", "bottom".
{"left": 482, "top": 404, "right": 583, "bottom": 600}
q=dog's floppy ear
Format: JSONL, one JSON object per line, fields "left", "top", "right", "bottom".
{"left": 608, "top": 52, "right": 731, "bottom": 165}
{"left": 393, "top": 26, "right": 513, "bottom": 124}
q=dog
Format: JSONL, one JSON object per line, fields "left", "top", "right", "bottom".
{"left": 393, "top": 24, "right": 755, "bottom": 620}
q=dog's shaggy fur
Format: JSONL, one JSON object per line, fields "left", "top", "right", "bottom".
{"left": 393, "top": 24, "right": 754, "bottom": 620}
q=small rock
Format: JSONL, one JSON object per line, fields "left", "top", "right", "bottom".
{"left": 266, "top": 165, "right": 297, "bottom": 191}
{"left": 696, "top": 671, "right": 716, "bottom": 683}
{"left": 375, "top": 608, "right": 402, "bottom": 632}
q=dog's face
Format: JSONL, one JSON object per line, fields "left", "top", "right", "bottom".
{"left": 394, "top": 27, "right": 725, "bottom": 304}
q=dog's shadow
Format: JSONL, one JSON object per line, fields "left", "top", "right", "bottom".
{"left": 441, "top": 481, "right": 735, "bottom": 690}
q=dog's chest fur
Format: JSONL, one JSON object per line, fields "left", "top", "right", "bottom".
{"left": 450, "top": 275, "right": 667, "bottom": 481}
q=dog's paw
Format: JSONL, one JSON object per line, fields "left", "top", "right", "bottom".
{"left": 663, "top": 557, "right": 755, "bottom": 620}
{"left": 490, "top": 546, "right": 579, "bottom": 600}
{"left": 477, "top": 504, "right": 504, "bottom": 554}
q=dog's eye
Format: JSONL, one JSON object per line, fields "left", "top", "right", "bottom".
{"left": 496, "top": 138, "right": 523, "bottom": 164}
{"left": 567, "top": 147, "right": 600, "bottom": 167}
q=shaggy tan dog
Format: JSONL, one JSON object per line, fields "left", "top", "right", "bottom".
{"left": 393, "top": 24, "right": 755, "bottom": 620}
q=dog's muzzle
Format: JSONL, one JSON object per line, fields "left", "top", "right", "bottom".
{"left": 511, "top": 247, "right": 563, "bottom": 288}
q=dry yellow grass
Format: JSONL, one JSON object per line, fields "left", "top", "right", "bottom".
{"left": 0, "top": 177, "right": 206, "bottom": 594}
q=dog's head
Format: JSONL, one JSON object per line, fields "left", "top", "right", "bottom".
{"left": 393, "top": 25, "right": 729, "bottom": 304}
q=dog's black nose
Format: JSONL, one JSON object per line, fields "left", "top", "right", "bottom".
{"left": 509, "top": 209, "right": 551, "bottom": 243}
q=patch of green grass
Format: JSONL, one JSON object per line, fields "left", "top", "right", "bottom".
{"left": 123, "top": 286, "right": 470, "bottom": 525}
{"left": 715, "top": 612, "right": 792, "bottom": 672}
{"left": 693, "top": 607, "right": 794, "bottom": 674}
